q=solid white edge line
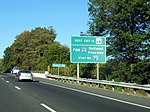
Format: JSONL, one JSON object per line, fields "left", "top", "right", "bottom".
{"left": 41, "top": 103, "right": 56, "bottom": 112}
{"left": 15, "top": 86, "right": 21, "bottom": 90}
{"left": 40, "top": 81, "right": 150, "bottom": 110}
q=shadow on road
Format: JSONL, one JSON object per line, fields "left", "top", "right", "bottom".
{"left": 18, "top": 80, "right": 39, "bottom": 82}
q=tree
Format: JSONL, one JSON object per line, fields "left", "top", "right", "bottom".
{"left": 2, "top": 47, "right": 14, "bottom": 72}
{"left": 0, "top": 59, "right": 4, "bottom": 72}
{"left": 132, "top": 60, "right": 150, "bottom": 84}
{"left": 88, "top": 0, "right": 150, "bottom": 63}
{"left": 45, "top": 42, "right": 70, "bottom": 66}
{"left": 30, "top": 27, "right": 56, "bottom": 46}
{"left": 88, "top": 0, "right": 150, "bottom": 84}
{"left": 34, "top": 42, "right": 70, "bottom": 74}
{"left": 2, "top": 27, "right": 57, "bottom": 70}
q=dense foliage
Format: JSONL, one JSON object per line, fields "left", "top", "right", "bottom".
{"left": 88, "top": 0, "right": 150, "bottom": 84}
{"left": 2, "top": 27, "right": 70, "bottom": 72}
{"left": 88, "top": 0, "right": 150, "bottom": 62}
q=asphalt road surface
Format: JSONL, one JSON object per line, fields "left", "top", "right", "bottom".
{"left": 0, "top": 73, "right": 150, "bottom": 112}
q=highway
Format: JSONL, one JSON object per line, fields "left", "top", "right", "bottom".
{"left": 0, "top": 73, "right": 150, "bottom": 112}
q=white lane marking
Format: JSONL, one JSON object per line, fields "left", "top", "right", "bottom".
{"left": 41, "top": 103, "right": 56, "bottom": 112}
{"left": 6, "top": 81, "right": 9, "bottom": 83}
{"left": 15, "top": 86, "right": 21, "bottom": 90}
{"left": 40, "top": 81, "right": 150, "bottom": 110}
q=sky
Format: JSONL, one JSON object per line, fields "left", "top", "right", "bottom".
{"left": 0, "top": 0, "right": 89, "bottom": 59}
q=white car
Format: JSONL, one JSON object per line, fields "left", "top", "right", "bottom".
{"left": 15, "top": 70, "right": 33, "bottom": 81}
{"left": 11, "top": 67, "right": 19, "bottom": 74}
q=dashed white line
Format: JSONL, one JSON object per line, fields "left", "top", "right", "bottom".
{"left": 15, "top": 86, "right": 21, "bottom": 90}
{"left": 41, "top": 103, "right": 56, "bottom": 112}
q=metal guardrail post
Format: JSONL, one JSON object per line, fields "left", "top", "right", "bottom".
{"left": 133, "top": 89, "right": 137, "bottom": 94}
{"left": 104, "top": 84, "right": 106, "bottom": 89}
{"left": 122, "top": 87, "right": 125, "bottom": 93}
{"left": 112, "top": 85, "right": 115, "bottom": 91}
{"left": 96, "top": 83, "right": 100, "bottom": 88}
{"left": 146, "top": 90, "right": 150, "bottom": 97}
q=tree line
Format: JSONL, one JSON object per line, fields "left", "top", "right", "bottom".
{"left": 1, "top": 0, "right": 150, "bottom": 84}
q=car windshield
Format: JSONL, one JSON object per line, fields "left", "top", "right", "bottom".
{"left": 19, "top": 70, "right": 31, "bottom": 73}
{"left": 13, "top": 67, "right": 19, "bottom": 69}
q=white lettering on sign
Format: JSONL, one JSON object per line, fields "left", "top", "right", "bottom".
{"left": 75, "top": 39, "right": 82, "bottom": 42}
{"left": 84, "top": 39, "right": 90, "bottom": 42}
{"left": 73, "top": 48, "right": 80, "bottom": 52}
{"left": 88, "top": 51, "right": 104, "bottom": 55}
{"left": 91, "top": 39, "right": 95, "bottom": 42}
{"left": 89, "top": 47, "right": 103, "bottom": 51}
{"left": 78, "top": 57, "right": 86, "bottom": 60}
{"left": 87, "top": 57, "right": 92, "bottom": 59}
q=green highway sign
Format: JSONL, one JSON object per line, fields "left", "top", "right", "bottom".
{"left": 70, "top": 36, "right": 106, "bottom": 63}
{"left": 52, "top": 64, "right": 65, "bottom": 67}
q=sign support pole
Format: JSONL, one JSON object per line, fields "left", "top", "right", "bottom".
{"left": 77, "top": 63, "right": 79, "bottom": 79}
{"left": 58, "top": 67, "right": 59, "bottom": 76}
{"left": 97, "top": 63, "right": 99, "bottom": 80}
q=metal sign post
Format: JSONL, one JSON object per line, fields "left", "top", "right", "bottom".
{"left": 97, "top": 63, "right": 99, "bottom": 80}
{"left": 58, "top": 67, "right": 59, "bottom": 76}
{"left": 77, "top": 63, "right": 79, "bottom": 79}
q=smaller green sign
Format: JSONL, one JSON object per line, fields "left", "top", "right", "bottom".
{"left": 52, "top": 64, "right": 65, "bottom": 67}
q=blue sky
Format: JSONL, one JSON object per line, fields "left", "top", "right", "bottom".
{"left": 0, "top": 0, "right": 89, "bottom": 59}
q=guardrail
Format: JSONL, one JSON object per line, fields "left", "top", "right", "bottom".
{"left": 33, "top": 72, "right": 150, "bottom": 97}
{"left": 48, "top": 75, "right": 150, "bottom": 97}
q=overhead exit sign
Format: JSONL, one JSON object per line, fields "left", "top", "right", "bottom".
{"left": 70, "top": 36, "right": 106, "bottom": 63}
